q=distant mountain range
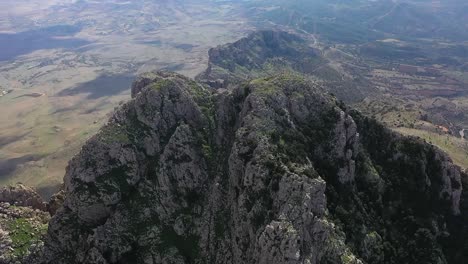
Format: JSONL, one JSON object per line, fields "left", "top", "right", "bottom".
{"left": 247, "top": 0, "right": 468, "bottom": 43}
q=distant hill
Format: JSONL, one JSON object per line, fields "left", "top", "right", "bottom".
{"left": 198, "top": 30, "right": 371, "bottom": 102}
{"left": 247, "top": 0, "right": 468, "bottom": 43}
{"left": 198, "top": 31, "right": 321, "bottom": 83}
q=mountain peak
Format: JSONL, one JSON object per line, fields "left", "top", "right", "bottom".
{"left": 37, "top": 72, "right": 467, "bottom": 264}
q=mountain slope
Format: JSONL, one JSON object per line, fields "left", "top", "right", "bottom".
{"left": 40, "top": 72, "right": 467, "bottom": 264}
{"left": 246, "top": 0, "right": 468, "bottom": 42}
{"left": 198, "top": 30, "right": 323, "bottom": 85}
{"left": 198, "top": 30, "right": 370, "bottom": 102}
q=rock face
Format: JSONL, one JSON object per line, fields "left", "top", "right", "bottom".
{"left": 46, "top": 190, "right": 65, "bottom": 216}
{"left": 40, "top": 72, "right": 467, "bottom": 264}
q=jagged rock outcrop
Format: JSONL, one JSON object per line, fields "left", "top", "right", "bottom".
{"left": 0, "top": 184, "right": 47, "bottom": 211}
{"left": 46, "top": 190, "right": 65, "bottom": 216}
{"left": 39, "top": 71, "right": 467, "bottom": 264}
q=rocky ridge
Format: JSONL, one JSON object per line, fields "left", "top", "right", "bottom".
{"left": 197, "top": 30, "right": 370, "bottom": 102}
{"left": 38, "top": 71, "right": 467, "bottom": 264}
{"left": 0, "top": 184, "right": 47, "bottom": 212}
{"left": 198, "top": 30, "right": 321, "bottom": 86}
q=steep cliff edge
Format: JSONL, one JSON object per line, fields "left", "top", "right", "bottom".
{"left": 40, "top": 72, "right": 467, "bottom": 264}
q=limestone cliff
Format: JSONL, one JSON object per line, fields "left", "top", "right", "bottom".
{"left": 39, "top": 72, "right": 467, "bottom": 264}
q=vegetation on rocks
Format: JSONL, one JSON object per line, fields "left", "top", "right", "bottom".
{"left": 0, "top": 185, "right": 52, "bottom": 263}
{"left": 7, "top": 217, "right": 47, "bottom": 258}
{"left": 32, "top": 71, "right": 467, "bottom": 264}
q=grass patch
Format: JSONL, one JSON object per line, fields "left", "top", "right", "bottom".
{"left": 100, "top": 123, "right": 131, "bottom": 145}
{"left": 394, "top": 127, "right": 468, "bottom": 169}
{"left": 7, "top": 218, "right": 48, "bottom": 258}
{"left": 150, "top": 79, "right": 175, "bottom": 91}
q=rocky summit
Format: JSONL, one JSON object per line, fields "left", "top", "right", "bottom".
{"left": 33, "top": 71, "right": 468, "bottom": 264}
